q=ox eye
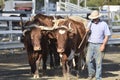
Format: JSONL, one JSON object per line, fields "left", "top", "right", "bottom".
{"left": 58, "top": 30, "right": 66, "bottom": 34}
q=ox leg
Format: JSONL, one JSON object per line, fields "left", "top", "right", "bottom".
{"left": 62, "top": 60, "right": 67, "bottom": 79}
{"left": 66, "top": 61, "right": 70, "bottom": 80}
{"left": 77, "top": 51, "right": 86, "bottom": 71}
{"left": 61, "top": 54, "right": 70, "bottom": 79}
{"left": 74, "top": 52, "right": 86, "bottom": 78}
{"left": 49, "top": 52, "right": 54, "bottom": 69}
{"left": 74, "top": 55, "right": 79, "bottom": 70}
{"left": 42, "top": 53, "right": 48, "bottom": 75}
{"left": 49, "top": 45, "right": 60, "bottom": 69}
{"left": 33, "top": 53, "right": 42, "bottom": 79}
{"left": 61, "top": 54, "right": 67, "bottom": 75}
{"left": 50, "top": 52, "right": 60, "bottom": 69}
{"left": 75, "top": 55, "right": 80, "bottom": 78}
{"left": 28, "top": 54, "right": 36, "bottom": 75}
{"left": 30, "top": 63, "right": 36, "bottom": 75}
{"left": 54, "top": 52, "right": 60, "bottom": 68}
{"left": 28, "top": 53, "right": 40, "bottom": 79}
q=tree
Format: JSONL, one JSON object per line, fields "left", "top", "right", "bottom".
{"left": 87, "top": 0, "right": 120, "bottom": 7}
{"left": 0, "top": 0, "right": 5, "bottom": 10}
{"left": 70, "top": 0, "right": 77, "bottom": 4}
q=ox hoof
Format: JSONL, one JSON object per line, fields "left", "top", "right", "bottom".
{"left": 33, "top": 74, "right": 39, "bottom": 79}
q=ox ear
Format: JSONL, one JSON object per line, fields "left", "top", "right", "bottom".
{"left": 68, "top": 31, "right": 75, "bottom": 38}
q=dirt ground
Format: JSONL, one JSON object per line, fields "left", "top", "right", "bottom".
{"left": 0, "top": 45, "right": 120, "bottom": 80}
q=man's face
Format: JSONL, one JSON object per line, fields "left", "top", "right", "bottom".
{"left": 92, "top": 18, "right": 99, "bottom": 24}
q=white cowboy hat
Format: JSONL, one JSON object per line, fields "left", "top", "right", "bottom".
{"left": 88, "top": 10, "right": 102, "bottom": 19}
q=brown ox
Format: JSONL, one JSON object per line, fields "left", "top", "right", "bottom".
{"left": 53, "top": 18, "right": 87, "bottom": 78}
{"left": 31, "top": 14, "right": 87, "bottom": 78}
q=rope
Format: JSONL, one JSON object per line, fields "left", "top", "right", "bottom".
{"left": 78, "top": 21, "right": 92, "bottom": 49}
{"left": 78, "top": 31, "right": 88, "bottom": 49}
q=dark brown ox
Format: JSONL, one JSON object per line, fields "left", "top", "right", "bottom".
{"left": 23, "top": 27, "right": 42, "bottom": 79}
{"left": 21, "top": 17, "right": 52, "bottom": 79}
{"left": 53, "top": 18, "right": 87, "bottom": 78}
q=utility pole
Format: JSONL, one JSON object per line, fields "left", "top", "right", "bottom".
{"left": 77, "top": 0, "right": 80, "bottom": 7}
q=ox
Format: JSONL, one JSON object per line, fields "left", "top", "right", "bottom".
{"left": 20, "top": 14, "right": 62, "bottom": 78}
{"left": 52, "top": 18, "right": 87, "bottom": 78}
{"left": 21, "top": 18, "right": 51, "bottom": 78}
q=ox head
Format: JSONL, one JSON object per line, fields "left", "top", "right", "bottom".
{"left": 22, "top": 24, "right": 42, "bottom": 51}
{"left": 22, "top": 22, "right": 55, "bottom": 51}
{"left": 30, "top": 27, "right": 42, "bottom": 51}
{"left": 55, "top": 19, "right": 87, "bottom": 55}
{"left": 30, "top": 25, "right": 56, "bottom": 51}
{"left": 56, "top": 28, "right": 68, "bottom": 53}
{"left": 53, "top": 20, "right": 73, "bottom": 54}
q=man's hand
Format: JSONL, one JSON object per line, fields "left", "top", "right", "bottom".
{"left": 100, "top": 44, "right": 105, "bottom": 52}
{"left": 86, "top": 28, "right": 90, "bottom": 32}
{"left": 100, "top": 36, "right": 109, "bottom": 52}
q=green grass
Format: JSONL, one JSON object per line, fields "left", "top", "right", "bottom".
{"left": 112, "top": 22, "right": 120, "bottom": 26}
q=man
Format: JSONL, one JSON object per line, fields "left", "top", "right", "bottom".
{"left": 86, "top": 10, "right": 111, "bottom": 80}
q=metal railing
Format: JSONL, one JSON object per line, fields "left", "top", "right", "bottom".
{"left": 0, "top": 16, "right": 29, "bottom": 50}
{"left": 56, "top": 1, "right": 91, "bottom": 12}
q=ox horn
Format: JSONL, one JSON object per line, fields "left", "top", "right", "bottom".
{"left": 22, "top": 28, "right": 30, "bottom": 36}
{"left": 25, "top": 24, "right": 55, "bottom": 31}
{"left": 59, "top": 23, "right": 72, "bottom": 32}
{"left": 25, "top": 24, "right": 53, "bottom": 30}
{"left": 52, "top": 24, "right": 72, "bottom": 32}
{"left": 53, "top": 16, "right": 57, "bottom": 20}
{"left": 36, "top": 25, "right": 54, "bottom": 30}
{"left": 68, "top": 23, "right": 73, "bottom": 32}
{"left": 22, "top": 24, "right": 37, "bottom": 36}
{"left": 25, "top": 24, "right": 38, "bottom": 28}
{"left": 59, "top": 25, "right": 69, "bottom": 30}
